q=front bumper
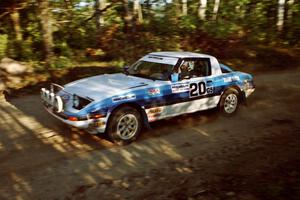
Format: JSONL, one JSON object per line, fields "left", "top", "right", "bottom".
{"left": 44, "top": 106, "right": 107, "bottom": 134}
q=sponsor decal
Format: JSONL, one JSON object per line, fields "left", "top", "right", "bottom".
{"left": 171, "top": 83, "right": 189, "bottom": 93}
{"left": 232, "top": 76, "right": 240, "bottom": 81}
{"left": 148, "top": 107, "right": 163, "bottom": 114}
{"left": 189, "top": 81, "right": 214, "bottom": 98}
{"left": 206, "top": 86, "right": 214, "bottom": 94}
{"left": 223, "top": 76, "right": 240, "bottom": 83}
{"left": 147, "top": 107, "right": 163, "bottom": 122}
{"left": 148, "top": 56, "right": 163, "bottom": 60}
{"left": 148, "top": 88, "right": 161, "bottom": 96}
{"left": 223, "top": 77, "right": 232, "bottom": 83}
{"left": 148, "top": 113, "right": 162, "bottom": 122}
{"left": 112, "top": 94, "right": 136, "bottom": 102}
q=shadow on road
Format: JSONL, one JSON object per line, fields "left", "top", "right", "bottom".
{"left": 1, "top": 91, "right": 223, "bottom": 199}
{"left": 1, "top": 65, "right": 300, "bottom": 199}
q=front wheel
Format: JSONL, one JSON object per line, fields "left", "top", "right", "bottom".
{"left": 106, "top": 106, "right": 142, "bottom": 145}
{"left": 219, "top": 88, "right": 239, "bottom": 115}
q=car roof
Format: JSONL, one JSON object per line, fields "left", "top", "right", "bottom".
{"left": 149, "top": 51, "right": 211, "bottom": 59}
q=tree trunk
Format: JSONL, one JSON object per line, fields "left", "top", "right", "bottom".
{"left": 95, "top": 0, "right": 106, "bottom": 29}
{"left": 9, "top": 6, "right": 23, "bottom": 59}
{"left": 122, "top": 0, "right": 133, "bottom": 33}
{"left": 198, "top": 0, "right": 207, "bottom": 20}
{"left": 287, "top": 0, "right": 294, "bottom": 20}
{"left": 63, "top": 0, "right": 73, "bottom": 9}
{"left": 9, "top": 7, "right": 22, "bottom": 42}
{"left": 133, "top": 0, "right": 143, "bottom": 24}
{"left": 172, "top": 0, "right": 181, "bottom": 18}
{"left": 277, "top": 0, "right": 286, "bottom": 31}
{"left": 37, "top": 0, "right": 54, "bottom": 68}
{"left": 212, "top": 0, "right": 220, "bottom": 20}
{"left": 182, "top": 0, "right": 187, "bottom": 16}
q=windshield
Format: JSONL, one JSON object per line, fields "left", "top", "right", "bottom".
{"left": 127, "top": 61, "right": 174, "bottom": 81}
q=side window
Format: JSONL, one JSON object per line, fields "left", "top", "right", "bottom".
{"left": 178, "top": 61, "right": 194, "bottom": 79}
{"left": 177, "top": 58, "right": 211, "bottom": 80}
{"left": 193, "top": 59, "right": 211, "bottom": 77}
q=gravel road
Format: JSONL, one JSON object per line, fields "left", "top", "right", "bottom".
{"left": 0, "top": 68, "right": 299, "bottom": 200}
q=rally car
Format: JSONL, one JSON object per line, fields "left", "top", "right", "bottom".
{"left": 41, "top": 52, "right": 255, "bottom": 145}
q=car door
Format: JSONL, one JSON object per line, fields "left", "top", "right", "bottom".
{"left": 146, "top": 57, "right": 218, "bottom": 121}
{"left": 186, "top": 58, "right": 218, "bottom": 111}
{"left": 168, "top": 57, "right": 217, "bottom": 115}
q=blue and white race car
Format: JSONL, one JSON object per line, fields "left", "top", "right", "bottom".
{"left": 41, "top": 52, "right": 255, "bottom": 145}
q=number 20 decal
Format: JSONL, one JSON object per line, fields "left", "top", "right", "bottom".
{"left": 189, "top": 82, "right": 214, "bottom": 98}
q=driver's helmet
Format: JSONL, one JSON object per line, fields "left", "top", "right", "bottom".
{"left": 180, "top": 61, "right": 194, "bottom": 72}
{"left": 187, "top": 61, "right": 194, "bottom": 71}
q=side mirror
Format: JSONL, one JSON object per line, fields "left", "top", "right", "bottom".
{"left": 123, "top": 65, "right": 129, "bottom": 74}
{"left": 171, "top": 73, "right": 179, "bottom": 82}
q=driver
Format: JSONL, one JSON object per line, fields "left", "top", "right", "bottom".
{"left": 179, "top": 61, "right": 194, "bottom": 79}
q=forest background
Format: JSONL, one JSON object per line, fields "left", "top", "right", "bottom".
{"left": 0, "top": 0, "right": 299, "bottom": 89}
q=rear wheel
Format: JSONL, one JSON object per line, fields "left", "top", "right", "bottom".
{"left": 107, "top": 106, "right": 142, "bottom": 145}
{"left": 219, "top": 88, "right": 239, "bottom": 115}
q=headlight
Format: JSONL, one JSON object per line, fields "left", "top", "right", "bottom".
{"left": 72, "top": 94, "right": 93, "bottom": 110}
{"left": 73, "top": 95, "right": 80, "bottom": 108}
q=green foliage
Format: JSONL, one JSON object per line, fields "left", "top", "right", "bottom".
{"left": 51, "top": 56, "right": 73, "bottom": 69}
{"left": 0, "top": 34, "right": 8, "bottom": 59}
{"left": 0, "top": 0, "right": 299, "bottom": 67}
{"left": 178, "top": 15, "right": 198, "bottom": 32}
{"left": 202, "top": 21, "right": 242, "bottom": 39}
{"left": 54, "top": 42, "right": 74, "bottom": 58}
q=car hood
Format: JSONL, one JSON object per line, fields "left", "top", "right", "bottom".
{"left": 63, "top": 73, "right": 150, "bottom": 101}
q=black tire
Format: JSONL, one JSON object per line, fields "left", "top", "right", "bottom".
{"left": 219, "top": 88, "right": 239, "bottom": 116}
{"left": 106, "top": 106, "right": 142, "bottom": 145}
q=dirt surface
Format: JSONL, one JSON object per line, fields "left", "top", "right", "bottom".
{"left": 0, "top": 68, "right": 300, "bottom": 200}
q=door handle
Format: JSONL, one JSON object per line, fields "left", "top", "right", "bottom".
{"left": 206, "top": 80, "right": 212, "bottom": 83}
